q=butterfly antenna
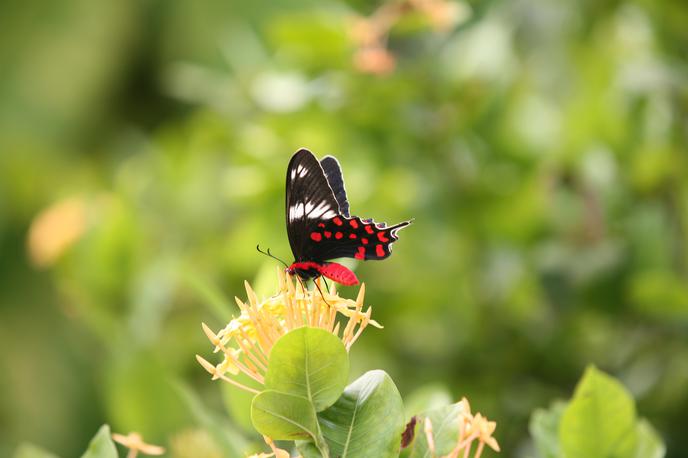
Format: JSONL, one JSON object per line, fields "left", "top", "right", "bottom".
{"left": 256, "top": 245, "right": 289, "bottom": 268}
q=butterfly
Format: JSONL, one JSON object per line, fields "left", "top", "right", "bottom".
{"left": 284, "top": 148, "right": 412, "bottom": 286}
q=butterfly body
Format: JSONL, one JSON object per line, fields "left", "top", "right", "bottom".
{"left": 286, "top": 261, "right": 359, "bottom": 286}
{"left": 285, "top": 149, "right": 411, "bottom": 286}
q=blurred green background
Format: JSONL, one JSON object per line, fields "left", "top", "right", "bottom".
{"left": 1, "top": 0, "right": 687, "bottom": 456}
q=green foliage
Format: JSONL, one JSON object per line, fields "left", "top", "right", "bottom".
{"left": 252, "top": 327, "right": 353, "bottom": 456}
{"left": 402, "top": 384, "right": 454, "bottom": 421}
{"left": 530, "top": 367, "right": 665, "bottom": 458}
{"left": 174, "top": 382, "right": 248, "bottom": 458}
{"left": 264, "top": 327, "right": 350, "bottom": 412}
{"left": 252, "top": 390, "right": 322, "bottom": 441}
{"left": 79, "top": 426, "right": 117, "bottom": 458}
{"left": 316, "top": 370, "right": 405, "bottom": 458}
{"left": 529, "top": 402, "right": 566, "bottom": 458}
{"left": 13, "top": 444, "right": 61, "bottom": 458}
{"left": 104, "top": 349, "right": 187, "bottom": 440}
{"left": 408, "top": 401, "right": 470, "bottom": 458}
{"left": 1, "top": 0, "right": 687, "bottom": 455}
{"left": 560, "top": 367, "right": 637, "bottom": 458}
{"left": 253, "top": 328, "right": 406, "bottom": 457}
{"left": 221, "top": 375, "right": 257, "bottom": 432}
{"left": 634, "top": 420, "right": 666, "bottom": 458}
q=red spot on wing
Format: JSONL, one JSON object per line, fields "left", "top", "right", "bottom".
{"left": 333, "top": 217, "right": 343, "bottom": 226}
{"left": 335, "top": 232, "right": 343, "bottom": 239}
{"left": 375, "top": 244, "right": 385, "bottom": 257}
{"left": 355, "top": 247, "right": 365, "bottom": 260}
{"left": 310, "top": 232, "right": 322, "bottom": 242}
{"left": 361, "top": 238, "right": 369, "bottom": 245}
{"left": 377, "top": 232, "right": 390, "bottom": 242}
{"left": 364, "top": 225, "right": 375, "bottom": 234}
{"left": 350, "top": 219, "right": 359, "bottom": 228}
{"left": 324, "top": 231, "right": 332, "bottom": 238}
{"left": 349, "top": 233, "right": 357, "bottom": 239}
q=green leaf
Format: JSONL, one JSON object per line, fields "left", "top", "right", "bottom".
{"left": 559, "top": 366, "right": 638, "bottom": 458}
{"left": 409, "top": 401, "right": 471, "bottom": 458}
{"left": 251, "top": 390, "right": 320, "bottom": 441}
{"left": 316, "top": 370, "right": 405, "bottom": 458}
{"left": 80, "top": 425, "right": 117, "bottom": 458}
{"left": 295, "top": 440, "right": 323, "bottom": 458}
{"left": 529, "top": 401, "right": 566, "bottom": 458}
{"left": 13, "top": 443, "right": 61, "bottom": 458}
{"left": 634, "top": 419, "right": 665, "bottom": 458}
{"left": 265, "top": 327, "right": 349, "bottom": 412}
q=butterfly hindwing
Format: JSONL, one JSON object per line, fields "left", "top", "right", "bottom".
{"left": 320, "top": 156, "right": 350, "bottom": 218}
{"left": 306, "top": 215, "right": 411, "bottom": 261}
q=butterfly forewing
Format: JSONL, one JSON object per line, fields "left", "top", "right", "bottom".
{"left": 286, "top": 149, "right": 342, "bottom": 262}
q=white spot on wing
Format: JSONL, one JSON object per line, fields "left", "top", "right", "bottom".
{"left": 289, "top": 203, "right": 305, "bottom": 221}
{"left": 307, "top": 200, "right": 336, "bottom": 219}
{"left": 298, "top": 166, "right": 308, "bottom": 178}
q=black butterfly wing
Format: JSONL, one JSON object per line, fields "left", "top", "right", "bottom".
{"left": 286, "top": 148, "right": 412, "bottom": 264}
{"left": 286, "top": 149, "right": 342, "bottom": 262}
{"left": 320, "top": 155, "right": 350, "bottom": 218}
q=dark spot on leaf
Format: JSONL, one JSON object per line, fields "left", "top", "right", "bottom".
{"left": 401, "top": 416, "right": 417, "bottom": 449}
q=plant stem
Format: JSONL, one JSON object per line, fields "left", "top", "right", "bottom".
{"left": 313, "top": 407, "right": 330, "bottom": 457}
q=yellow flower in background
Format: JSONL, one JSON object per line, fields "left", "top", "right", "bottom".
{"left": 423, "top": 397, "right": 500, "bottom": 458}
{"left": 196, "top": 268, "right": 381, "bottom": 393}
{"left": 246, "top": 436, "right": 291, "bottom": 458}
{"left": 112, "top": 431, "right": 165, "bottom": 458}
{"left": 27, "top": 196, "right": 88, "bottom": 268}
{"left": 468, "top": 413, "right": 500, "bottom": 455}
{"left": 349, "top": 0, "right": 470, "bottom": 74}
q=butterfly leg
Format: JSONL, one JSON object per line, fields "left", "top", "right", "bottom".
{"left": 292, "top": 274, "right": 309, "bottom": 295}
{"left": 313, "top": 277, "right": 333, "bottom": 307}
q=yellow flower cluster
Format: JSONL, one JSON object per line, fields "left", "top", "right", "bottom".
{"left": 196, "top": 269, "right": 381, "bottom": 393}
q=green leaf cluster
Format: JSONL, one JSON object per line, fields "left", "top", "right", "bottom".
{"left": 251, "top": 327, "right": 405, "bottom": 458}
{"left": 529, "top": 366, "right": 665, "bottom": 458}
